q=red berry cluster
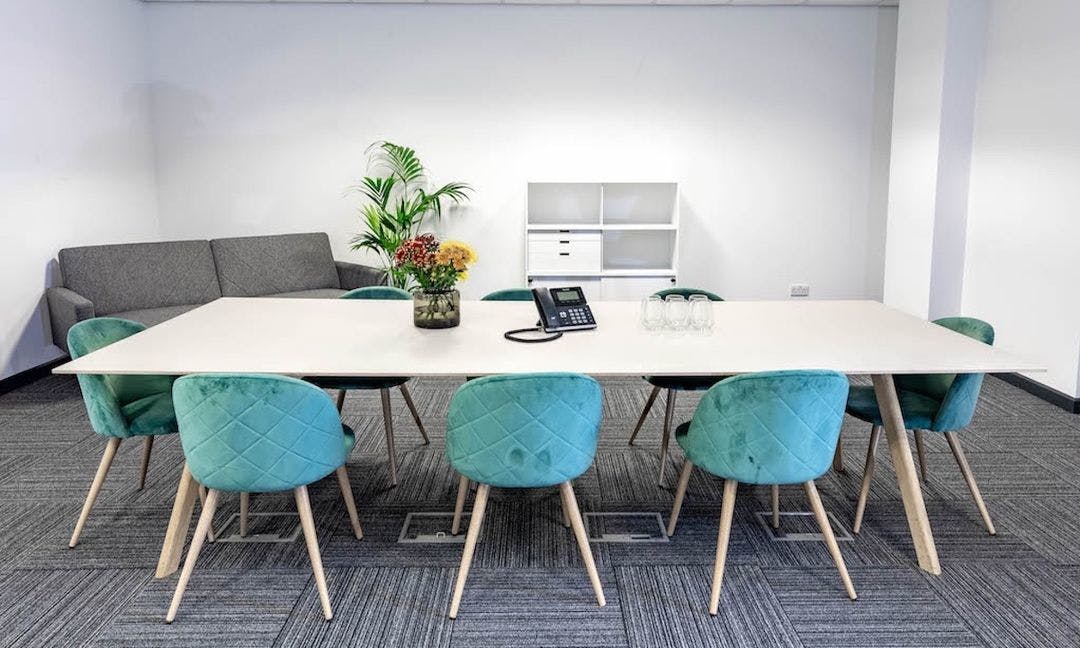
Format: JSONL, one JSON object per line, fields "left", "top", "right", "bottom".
{"left": 393, "top": 233, "right": 438, "bottom": 269}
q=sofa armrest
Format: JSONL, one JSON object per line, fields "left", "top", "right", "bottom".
{"left": 46, "top": 287, "right": 95, "bottom": 353}
{"left": 335, "top": 260, "right": 387, "bottom": 290}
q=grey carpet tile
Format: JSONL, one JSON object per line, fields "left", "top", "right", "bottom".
{"left": 923, "top": 563, "right": 1080, "bottom": 648}
{"left": 766, "top": 566, "right": 984, "bottom": 648}
{"left": 0, "top": 568, "right": 150, "bottom": 648}
{"left": 617, "top": 564, "right": 802, "bottom": 648}
{"left": 447, "top": 568, "right": 625, "bottom": 648}
{"left": 994, "top": 496, "right": 1080, "bottom": 565}
{"left": 273, "top": 567, "right": 454, "bottom": 648}
{"left": 1, "top": 373, "right": 1078, "bottom": 647}
{"left": 90, "top": 569, "right": 311, "bottom": 648}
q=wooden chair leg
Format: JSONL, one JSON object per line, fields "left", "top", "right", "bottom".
{"left": 399, "top": 384, "right": 430, "bottom": 445}
{"left": 166, "top": 488, "right": 219, "bottom": 623}
{"left": 853, "top": 425, "right": 881, "bottom": 534}
{"left": 771, "top": 485, "right": 781, "bottom": 529}
{"left": 239, "top": 492, "right": 250, "bottom": 537}
{"left": 558, "top": 484, "right": 572, "bottom": 528}
{"left": 449, "top": 483, "right": 490, "bottom": 619}
{"left": 137, "top": 436, "right": 154, "bottom": 490}
{"left": 628, "top": 386, "right": 661, "bottom": 446}
{"left": 658, "top": 389, "right": 677, "bottom": 486}
{"left": 69, "top": 437, "right": 122, "bottom": 548}
{"left": 336, "top": 466, "right": 364, "bottom": 540}
{"left": 913, "top": 430, "right": 928, "bottom": 483}
{"left": 335, "top": 389, "right": 346, "bottom": 413}
{"left": 804, "top": 480, "right": 856, "bottom": 600}
{"left": 295, "top": 485, "right": 333, "bottom": 621}
{"left": 380, "top": 388, "right": 399, "bottom": 486}
{"left": 198, "top": 486, "right": 215, "bottom": 542}
{"left": 451, "top": 475, "right": 470, "bottom": 535}
{"left": 561, "top": 481, "right": 606, "bottom": 607}
{"left": 667, "top": 460, "right": 694, "bottom": 536}
{"left": 945, "top": 432, "right": 996, "bottom": 535}
{"left": 709, "top": 479, "right": 738, "bottom": 616}
{"left": 832, "top": 431, "right": 845, "bottom": 473}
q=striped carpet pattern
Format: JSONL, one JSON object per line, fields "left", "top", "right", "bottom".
{"left": 0, "top": 374, "right": 1078, "bottom": 647}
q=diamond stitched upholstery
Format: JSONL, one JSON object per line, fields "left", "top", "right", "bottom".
{"left": 173, "top": 374, "right": 348, "bottom": 493}
{"left": 68, "top": 317, "right": 177, "bottom": 439}
{"left": 481, "top": 289, "right": 534, "bottom": 302}
{"left": 845, "top": 317, "right": 995, "bottom": 433}
{"left": 446, "top": 373, "right": 602, "bottom": 488}
{"left": 676, "top": 370, "right": 849, "bottom": 485}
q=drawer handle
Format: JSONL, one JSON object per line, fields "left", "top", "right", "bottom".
{"left": 559, "top": 252, "right": 570, "bottom": 256}
{"left": 559, "top": 240, "right": 570, "bottom": 244}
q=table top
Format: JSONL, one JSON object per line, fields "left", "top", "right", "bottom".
{"left": 54, "top": 298, "right": 1041, "bottom": 378}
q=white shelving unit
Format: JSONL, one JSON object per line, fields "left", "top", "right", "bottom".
{"left": 525, "top": 182, "right": 678, "bottom": 301}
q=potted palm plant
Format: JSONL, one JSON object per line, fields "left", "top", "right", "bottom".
{"left": 349, "top": 142, "right": 472, "bottom": 288}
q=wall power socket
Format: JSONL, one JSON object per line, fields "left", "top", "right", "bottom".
{"left": 789, "top": 283, "right": 810, "bottom": 298}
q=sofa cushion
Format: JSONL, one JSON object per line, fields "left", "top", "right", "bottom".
{"left": 212, "top": 232, "right": 341, "bottom": 297}
{"left": 270, "top": 289, "right": 348, "bottom": 299}
{"left": 58, "top": 240, "right": 221, "bottom": 315}
{"left": 111, "top": 304, "right": 202, "bottom": 327}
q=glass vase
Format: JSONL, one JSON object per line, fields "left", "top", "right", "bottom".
{"left": 413, "top": 288, "right": 460, "bottom": 329}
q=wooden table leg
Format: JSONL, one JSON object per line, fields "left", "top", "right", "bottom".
{"left": 871, "top": 374, "right": 941, "bottom": 575}
{"left": 155, "top": 462, "right": 199, "bottom": 578}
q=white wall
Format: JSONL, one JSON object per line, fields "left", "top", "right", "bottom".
{"left": 962, "top": 0, "right": 1080, "bottom": 397}
{"left": 145, "top": 3, "right": 896, "bottom": 303}
{"left": 0, "top": 0, "right": 161, "bottom": 380}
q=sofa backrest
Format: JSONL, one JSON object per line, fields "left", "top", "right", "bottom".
{"left": 58, "top": 240, "right": 222, "bottom": 315}
{"left": 210, "top": 232, "right": 341, "bottom": 297}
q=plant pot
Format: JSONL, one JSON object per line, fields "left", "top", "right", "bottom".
{"left": 413, "top": 288, "right": 460, "bottom": 329}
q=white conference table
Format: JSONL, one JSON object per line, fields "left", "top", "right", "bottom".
{"left": 55, "top": 297, "right": 1041, "bottom": 578}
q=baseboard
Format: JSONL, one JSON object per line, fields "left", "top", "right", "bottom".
{"left": 993, "top": 372, "right": 1080, "bottom": 414}
{"left": 0, "top": 357, "right": 69, "bottom": 396}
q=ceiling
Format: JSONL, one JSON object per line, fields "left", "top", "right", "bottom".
{"left": 141, "top": 0, "right": 899, "bottom": 6}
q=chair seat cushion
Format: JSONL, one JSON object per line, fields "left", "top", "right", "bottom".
{"left": 121, "top": 392, "right": 179, "bottom": 437}
{"left": 845, "top": 386, "right": 940, "bottom": 430}
{"left": 645, "top": 375, "right": 723, "bottom": 391}
{"left": 343, "top": 424, "right": 356, "bottom": 454}
{"left": 306, "top": 376, "right": 410, "bottom": 390}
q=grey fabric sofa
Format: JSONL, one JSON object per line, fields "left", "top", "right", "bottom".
{"left": 46, "top": 232, "right": 384, "bottom": 352}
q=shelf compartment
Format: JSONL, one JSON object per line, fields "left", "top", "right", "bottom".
{"left": 601, "top": 183, "right": 677, "bottom": 226}
{"left": 602, "top": 229, "right": 676, "bottom": 272}
{"left": 527, "top": 183, "right": 602, "bottom": 225}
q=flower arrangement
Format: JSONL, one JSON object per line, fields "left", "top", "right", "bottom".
{"left": 393, "top": 234, "right": 477, "bottom": 292}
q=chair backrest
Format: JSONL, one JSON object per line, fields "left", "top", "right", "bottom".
{"left": 481, "top": 289, "right": 534, "bottom": 302}
{"left": 895, "top": 317, "right": 994, "bottom": 432}
{"left": 446, "top": 373, "right": 602, "bottom": 488}
{"left": 341, "top": 286, "right": 412, "bottom": 300}
{"left": 172, "top": 374, "right": 346, "bottom": 493}
{"left": 653, "top": 287, "right": 724, "bottom": 301}
{"left": 68, "top": 318, "right": 174, "bottom": 438}
{"left": 679, "top": 370, "right": 849, "bottom": 485}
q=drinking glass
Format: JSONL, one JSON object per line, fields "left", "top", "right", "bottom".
{"left": 664, "top": 294, "right": 689, "bottom": 331}
{"left": 641, "top": 295, "right": 664, "bottom": 330}
{"left": 689, "top": 296, "right": 714, "bottom": 332}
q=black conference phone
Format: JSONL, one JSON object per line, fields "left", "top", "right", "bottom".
{"left": 532, "top": 286, "right": 597, "bottom": 333}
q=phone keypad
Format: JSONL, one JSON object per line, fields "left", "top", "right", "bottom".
{"left": 559, "top": 306, "right": 595, "bottom": 327}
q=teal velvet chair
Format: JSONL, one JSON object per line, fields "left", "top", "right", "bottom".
{"left": 848, "top": 317, "right": 997, "bottom": 535}
{"left": 667, "top": 370, "right": 856, "bottom": 613}
{"left": 481, "top": 288, "right": 534, "bottom": 301}
{"left": 629, "top": 287, "right": 726, "bottom": 485}
{"left": 307, "top": 285, "right": 428, "bottom": 486}
{"left": 66, "top": 318, "right": 178, "bottom": 548}
{"left": 166, "top": 373, "right": 364, "bottom": 623}
{"left": 445, "top": 373, "right": 605, "bottom": 619}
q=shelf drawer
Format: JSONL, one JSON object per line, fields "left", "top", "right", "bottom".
{"left": 528, "top": 233, "right": 601, "bottom": 274}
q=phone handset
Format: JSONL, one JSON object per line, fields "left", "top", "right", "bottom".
{"left": 531, "top": 287, "right": 597, "bottom": 333}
